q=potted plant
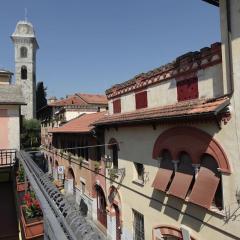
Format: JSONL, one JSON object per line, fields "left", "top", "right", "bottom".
{"left": 20, "top": 191, "right": 44, "bottom": 239}
{"left": 16, "top": 165, "right": 27, "bottom": 192}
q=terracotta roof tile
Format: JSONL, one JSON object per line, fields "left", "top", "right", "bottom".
{"left": 76, "top": 93, "right": 107, "bottom": 105}
{"left": 93, "top": 97, "right": 229, "bottom": 126}
{"left": 50, "top": 111, "right": 106, "bottom": 133}
{"left": 49, "top": 95, "right": 87, "bottom": 107}
{"left": 49, "top": 93, "right": 107, "bottom": 107}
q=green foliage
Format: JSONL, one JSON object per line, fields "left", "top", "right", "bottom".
{"left": 36, "top": 81, "right": 47, "bottom": 112}
{"left": 17, "top": 165, "right": 25, "bottom": 183}
{"left": 23, "top": 191, "right": 42, "bottom": 219}
{"left": 94, "top": 161, "right": 100, "bottom": 170}
{"left": 21, "top": 118, "right": 41, "bottom": 149}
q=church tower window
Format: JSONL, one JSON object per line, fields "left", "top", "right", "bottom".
{"left": 21, "top": 66, "right": 27, "bottom": 79}
{"left": 20, "top": 47, "right": 28, "bottom": 58}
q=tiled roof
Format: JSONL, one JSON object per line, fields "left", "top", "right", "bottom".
{"left": 105, "top": 42, "right": 222, "bottom": 99}
{"left": 49, "top": 93, "right": 107, "bottom": 107}
{"left": 49, "top": 95, "right": 87, "bottom": 107}
{"left": 0, "top": 69, "right": 13, "bottom": 75}
{"left": 0, "top": 85, "right": 25, "bottom": 105}
{"left": 50, "top": 111, "right": 106, "bottom": 133}
{"left": 76, "top": 93, "right": 107, "bottom": 105}
{"left": 93, "top": 97, "right": 229, "bottom": 126}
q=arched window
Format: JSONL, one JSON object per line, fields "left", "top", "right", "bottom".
{"left": 21, "top": 66, "right": 27, "bottom": 79}
{"left": 160, "top": 149, "right": 173, "bottom": 170}
{"left": 20, "top": 47, "right": 27, "bottom": 58}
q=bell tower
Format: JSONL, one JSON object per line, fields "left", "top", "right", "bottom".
{"left": 11, "top": 20, "right": 39, "bottom": 119}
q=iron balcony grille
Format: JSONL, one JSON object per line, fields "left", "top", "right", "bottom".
{"left": 133, "top": 209, "right": 145, "bottom": 240}
{"left": 0, "top": 149, "right": 16, "bottom": 167}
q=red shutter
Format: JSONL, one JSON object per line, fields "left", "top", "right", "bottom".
{"left": 113, "top": 99, "right": 121, "bottom": 114}
{"left": 189, "top": 167, "right": 220, "bottom": 209}
{"left": 135, "top": 91, "right": 148, "bottom": 109}
{"left": 168, "top": 172, "right": 193, "bottom": 199}
{"left": 177, "top": 77, "right": 198, "bottom": 102}
{"left": 152, "top": 168, "right": 173, "bottom": 192}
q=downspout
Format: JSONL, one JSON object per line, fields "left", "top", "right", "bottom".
{"left": 225, "top": 0, "right": 234, "bottom": 96}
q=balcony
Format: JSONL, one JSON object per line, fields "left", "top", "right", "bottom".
{"left": 0, "top": 149, "right": 105, "bottom": 240}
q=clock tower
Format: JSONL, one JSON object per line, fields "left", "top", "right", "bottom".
{"left": 11, "top": 21, "right": 39, "bottom": 119}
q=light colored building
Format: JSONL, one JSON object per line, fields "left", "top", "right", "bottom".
{"left": 0, "top": 69, "right": 25, "bottom": 150}
{"left": 38, "top": 93, "right": 107, "bottom": 148}
{"left": 11, "top": 20, "right": 38, "bottom": 119}
{"left": 92, "top": 0, "right": 240, "bottom": 239}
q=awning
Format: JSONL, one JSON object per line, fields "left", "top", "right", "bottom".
{"left": 152, "top": 168, "right": 173, "bottom": 192}
{"left": 168, "top": 172, "right": 193, "bottom": 199}
{"left": 189, "top": 167, "right": 220, "bottom": 209}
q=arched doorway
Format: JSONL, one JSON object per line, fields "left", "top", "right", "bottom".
{"left": 113, "top": 204, "right": 121, "bottom": 240}
{"left": 66, "top": 168, "right": 75, "bottom": 195}
{"left": 53, "top": 160, "right": 58, "bottom": 180}
{"left": 96, "top": 185, "right": 107, "bottom": 228}
{"left": 108, "top": 186, "right": 122, "bottom": 240}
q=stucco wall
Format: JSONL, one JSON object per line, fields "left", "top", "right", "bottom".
{"left": 0, "top": 105, "right": 20, "bottom": 150}
{"left": 104, "top": 121, "right": 240, "bottom": 240}
{"left": 108, "top": 63, "right": 223, "bottom": 115}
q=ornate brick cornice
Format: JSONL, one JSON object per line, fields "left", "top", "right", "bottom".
{"left": 106, "top": 42, "right": 222, "bottom": 99}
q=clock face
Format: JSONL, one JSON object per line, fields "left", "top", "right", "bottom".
{"left": 19, "top": 25, "right": 28, "bottom": 34}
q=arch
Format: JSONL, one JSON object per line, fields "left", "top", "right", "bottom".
{"left": 108, "top": 186, "right": 122, "bottom": 240}
{"left": 20, "top": 46, "right": 28, "bottom": 58}
{"left": 67, "top": 167, "right": 75, "bottom": 180}
{"left": 152, "top": 225, "right": 196, "bottom": 240}
{"left": 55, "top": 160, "right": 59, "bottom": 168}
{"left": 95, "top": 184, "right": 107, "bottom": 228}
{"left": 21, "top": 65, "right": 27, "bottom": 79}
{"left": 66, "top": 167, "right": 76, "bottom": 195}
{"left": 108, "top": 185, "right": 122, "bottom": 207}
{"left": 152, "top": 126, "right": 231, "bottom": 173}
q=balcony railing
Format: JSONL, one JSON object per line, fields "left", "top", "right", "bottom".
{"left": 17, "top": 150, "right": 105, "bottom": 240}
{"left": 0, "top": 149, "right": 16, "bottom": 167}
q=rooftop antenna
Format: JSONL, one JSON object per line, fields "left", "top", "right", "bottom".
{"left": 24, "top": 8, "right": 28, "bottom": 22}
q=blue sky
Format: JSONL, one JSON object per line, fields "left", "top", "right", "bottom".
{"left": 0, "top": 0, "right": 220, "bottom": 98}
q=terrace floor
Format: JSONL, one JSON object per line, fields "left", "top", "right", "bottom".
{"left": 0, "top": 180, "right": 19, "bottom": 240}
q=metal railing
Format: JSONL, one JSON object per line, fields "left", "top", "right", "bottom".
{"left": 17, "top": 151, "right": 105, "bottom": 240}
{"left": 0, "top": 149, "right": 16, "bottom": 167}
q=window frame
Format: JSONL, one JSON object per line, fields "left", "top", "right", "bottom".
{"left": 113, "top": 99, "right": 121, "bottom": 114}
{"left": 135, "top": 91, "right": 148, "bottom": 110}
{"left": 132, "top": 209, "right": 145, "bottom": 240}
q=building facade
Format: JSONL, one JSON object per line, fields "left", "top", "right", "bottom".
{"left": 0, "top": 69, "right": 25, "bottom": 150}
{"left": 92, "top": 1, "right": 240, "bottom": 239}
{"left": 11, "top": 20, "right": 38, "bottom": 119}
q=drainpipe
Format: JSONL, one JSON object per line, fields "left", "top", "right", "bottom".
{"left": 225, "top": 0, "right": 234, "bottom": 96}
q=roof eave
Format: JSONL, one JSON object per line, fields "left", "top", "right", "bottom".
{"left": 94, "top": 112, "right": 218, "bottom": 127}
{"left": 202, "top": 0, "right": 219, "bottom": 7}
{"left": 0, "top": 102, "right": 26, "bottom": 105}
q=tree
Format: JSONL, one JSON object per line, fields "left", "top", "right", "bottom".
{"left": 21, "top": 118, "right": 41, "bottom": 149}
{"left": 36, "top": 81, "right": 47, "bottom": 112}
